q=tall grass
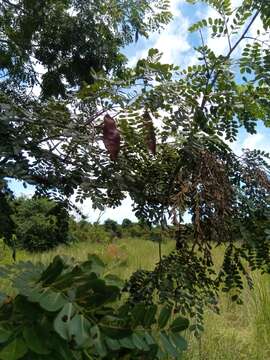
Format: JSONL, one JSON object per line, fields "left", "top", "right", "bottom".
{"left": 0, "top": 238, "right": 270, "bottom": 359}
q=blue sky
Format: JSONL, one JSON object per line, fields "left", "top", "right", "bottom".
{"left": 10, "top": 0, "right": 270, "bottom": 223}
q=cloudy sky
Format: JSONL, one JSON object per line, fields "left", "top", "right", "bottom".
{"left": 9, "top": 0, "right": 270, "bottom": 223}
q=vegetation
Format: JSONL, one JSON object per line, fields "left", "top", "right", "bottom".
{"left": 0, "top": 238, "right": 270, "bottom": 359}
{"left": 0, "top": 252, "right": 189, "bottom": 360}
{"left": 10, "top": 197, "right": 70, "bottom": 252}
{"left": 0, "top": 0, "right": 270, "bottom": 358}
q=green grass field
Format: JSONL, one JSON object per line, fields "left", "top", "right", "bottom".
{"left": 0, "top": 238, "right": 270, "bottom": 359}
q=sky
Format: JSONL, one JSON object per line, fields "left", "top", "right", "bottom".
{"left": 9, "top": 0, "right": 270, "bottom": 223}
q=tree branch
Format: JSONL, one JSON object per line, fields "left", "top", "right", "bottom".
{"left": 200, "top": 9, "right": 260, "bottom": 110}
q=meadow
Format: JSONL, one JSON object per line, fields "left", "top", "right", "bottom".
{"left": 0, "top": 237, "right": 269, "bottom": 360}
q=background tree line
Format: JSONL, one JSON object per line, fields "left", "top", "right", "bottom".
{"left": 3, "top": 196, "right": 187, "bottom": 252}
{"left": 3, "top": 196, "right": 269, "bottom": 254}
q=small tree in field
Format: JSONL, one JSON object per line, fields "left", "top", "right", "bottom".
{"left": 11, "top": 197, "right": 70, "bottom": 252}
{"left": 122, "top": 218, "right": 132, "bottom": 229}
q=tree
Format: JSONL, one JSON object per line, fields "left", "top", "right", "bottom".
{"left": 0, "top": 0, "right": 172, "bottom": 98}
{"left": 122, "top": 218, "right": 132, "bottom": 228}
{"left": 104, "top": 218, "right": 122, "bottom": 238}
{"left": 11, "top": 197, "right": 70, "bottom": 252}
{"left": 0, "top": 0, "right": 171, "bottom": 201}
{"left": 109, "top": 0, "right": 270, "bottom": 330}
{"left": 1, "top": 0, "right": 270, "bottom": 339}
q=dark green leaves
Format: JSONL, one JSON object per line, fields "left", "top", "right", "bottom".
{"left": 39, "top": 290, "right": 66, "bottom": 312}
{"left": 0, "top": 255, "right": 189, "bottom": 359}
{"left": 0, "top": 339, "right": 27, "bottom": 360}
{"left": 0, "top": 325, "right": 12, "bottom": 344}
{"left": 170, "top": 317, "right": 190, "bottom": 332}
{"left": 40, "top": 255, "right": 65, "bottom": 285}
{"left": 23, "top": 326, "right": 50, "bottom": 355}
{"left": 158, "top": 304, "right": 173, "bottom": 329}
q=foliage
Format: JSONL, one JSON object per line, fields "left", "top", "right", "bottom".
{"left": 69, "top": 219, "right": 111, "bottom": 244}
{"left": 0, "top": 254, "right": 189, "bottom": 359}
{"left": 103, "top": 219, "right": 122, "bottom": 238}
{"left": 102, "top": 0, "right": 270, "bottom": 326}
{"left": 11, "top": 197, "right": 70, "bottom": 252}
{"left": 69, "top": 218, "right": 174, "bottom": 243}
{"left": 0, "top": 0, "right": 172, "bottom": 210}
{"left": 0, "top": 0, "right": 171, "bottom": 98}
{"left": 1, "top": 0, "right": 270, "bottom": 343}
{"left": 0, "top": 185, "right": 15, "bottom": 252}
{"left": 125, "top": 248, "right": 218, "bottom": 337}
{"left": 122, "top": 219, "right": 132, "bottom": 228}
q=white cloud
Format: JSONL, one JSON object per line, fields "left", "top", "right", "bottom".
{"left": 129, "top": 0, "right": 191, "bottom": 67}
{"left": 242, "top": 133, "right": 264, "bottom": 150}
{"left": 229, "top": 130, "right": 270, "bottom": 156}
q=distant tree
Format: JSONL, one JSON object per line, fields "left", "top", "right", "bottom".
{"left": 104, "top": 219, "right": 122, "bottom": 238}
{"left": 104, "top": 219, "right": 118, "bottom": 232}
{"left": 121, "top": 218, "right": 132, "bottom": 228}
{"left": 11, "top": 197, "right": 70, "bottom": 252}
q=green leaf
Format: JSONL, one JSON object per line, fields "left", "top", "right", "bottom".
{"left": 105, "top": 337, "right": 121, "bottom": 351}
{"left": 39, "top": 256, "right": 65, "bottom": 285}
{"left": 49, "top": 336, "right": 76, "bottom": 360}
{"left": 23, "top": 326, "right": 50, "bottom": 355}
{"left": 143, "top": 304, "right": 157, "bottom": 326}
{"left": 160, "top": 331, "right": 179, "bottom": 358}
{"left": 91, "top": 326, "right": 107, "bottom": 357}
{"left": 144, "top": 331, "right": 155, "bottom": 346}
{"left": 0, "top": 325, "right": 12, "bottom": 344}
{"left": 85, "top": 254, "right": 105, "bottom": 275}
{"left": 0, "top": 338, "right": 28, "bottom": 360}
{"left": 101, "top": 324, "right": 132, "bottom": 339}
{"left": 119, "top": 336, "right": 135, "bottom": 349}
{"left": 103, "top": 274, "right": 124, "bottom": 288}
{"left": 132, "top": 332, "right": 149, "bottom": 351}
{"left": 158, "top": 304, "right": 172, "bottom": 329}
{"left": 132, "top": 303, "right": 146, "bottom": 326}
{"left": 39, "top": 290, "right": 66, "bottom": 312}
{"left": 54, "top": 303, "right": 76, "bottom": 340}
{"left": 171, "top": 333, "right": 188, "bottom": 351}
{"left": 170, "top": 316, "right": 189, "bottom": 332}
{"left": 69, "top": 314, "right": 91, "bottom": 347}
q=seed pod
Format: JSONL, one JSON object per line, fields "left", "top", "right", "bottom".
{"left": 103, "top": 114, "right": 121, "bottom": 160}
{"left": 143, "top": 111, "right": 156, "bottom": 155}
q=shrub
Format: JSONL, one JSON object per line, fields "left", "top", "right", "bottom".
{"left": 0, "top": 255, "right": 189, "bottom": 359}
{"left": 69, "top": 220, "right": 110, "bottom": 243}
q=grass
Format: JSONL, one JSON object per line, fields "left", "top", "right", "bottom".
{"left": 0, "top": 238, "right": 270, "bottom": 359}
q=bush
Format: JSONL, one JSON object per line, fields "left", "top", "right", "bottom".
{"left": 69, "top": 220, "right": 111, "bottom": 243}
{"left": 0, "top": 255, "right": 189, "bottom": 359}
{"left": 11, "top": 197, "right": 70, "bottom": 252}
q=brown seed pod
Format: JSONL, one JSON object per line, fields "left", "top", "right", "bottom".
{"left": 103, "top": 114, "right": 121, "bottom": 160}
{"left": 143, "top": 111, "right": 156, "bottom": 155}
